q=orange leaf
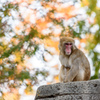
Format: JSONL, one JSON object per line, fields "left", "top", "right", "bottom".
{"left": 0, "top": 59, "right": 2, "bottom": 64}
{"left": 44, "top": 39, "right": 59, "bottom": 53}
{"left": 54, "top": 75, "right": 59, "bottom": 82}
{"left": 80, "top": 39, "right": 86, "bottom": 43}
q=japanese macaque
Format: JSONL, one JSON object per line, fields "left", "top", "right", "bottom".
{"left": 59, "top": 37, "right": 90, "bottom": 83}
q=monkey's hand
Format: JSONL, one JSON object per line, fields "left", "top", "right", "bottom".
{"left": 65, "top": 65, "right": 71, "bottom": 68}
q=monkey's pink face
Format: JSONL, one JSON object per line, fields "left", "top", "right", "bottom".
{"left": 64, "top": 42, "right": 72, "bottom": 55}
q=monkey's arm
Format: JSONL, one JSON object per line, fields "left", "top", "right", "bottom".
{"left": 64, "top": 60, "right": 79, "bottom": 82}
{"left": 59, "top": 65, "right": 64, "bottom": 82}
{"left": 59, "top": 65, "right": 70, "bottom": 82}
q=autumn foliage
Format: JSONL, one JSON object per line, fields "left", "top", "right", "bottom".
{"left": 0, "top": 0, "right": 100, "bottom": 99}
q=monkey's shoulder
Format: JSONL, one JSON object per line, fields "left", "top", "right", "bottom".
{"left": 71, "top": 49, "right": 87, "bottom": 59}
{"left": 72, "top": 49, "right": 84, "bottom": 55}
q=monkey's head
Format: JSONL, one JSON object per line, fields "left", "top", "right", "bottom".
{"left": 59, "top": 37, "right": 77, "bottom": 56}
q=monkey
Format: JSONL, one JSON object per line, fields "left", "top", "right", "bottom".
{"left": 59, "top": 37, "right": 91, "bottom": 83}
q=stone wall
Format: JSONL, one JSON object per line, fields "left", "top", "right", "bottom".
{"left": 35, "top": 79, "right": 100, "bottom": 100}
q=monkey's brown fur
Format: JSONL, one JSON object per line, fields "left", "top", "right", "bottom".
{"left": 59, "top": 37, "right": 91, "bottom": 83}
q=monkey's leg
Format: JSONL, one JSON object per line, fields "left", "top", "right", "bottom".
{"left": 73, "top": 68, "right": 85, "bottom": 81}
{"left": 65, "top": 65, "right": 79, "bottom": 82}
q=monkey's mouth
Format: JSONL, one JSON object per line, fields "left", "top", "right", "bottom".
{"left": 66, "top": 48, "right": 71, "bottom": 54}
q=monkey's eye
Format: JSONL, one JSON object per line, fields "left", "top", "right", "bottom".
{"left": 69, "top": 43, "right": 72, "bottom": 45}
{"left": 65, "top": 43, "right": 72, "bottom": 45}
{"left": 65, "top": 43, "right": 69, "bottom": 45}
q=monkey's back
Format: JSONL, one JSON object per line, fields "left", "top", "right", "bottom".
{"left": 72, "top": 49, "right": 91, "bottom": 81}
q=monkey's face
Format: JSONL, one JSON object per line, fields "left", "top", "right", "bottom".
{"left": 59, "top": 37, "right": 76, "bottom": 56}
{"left": 64, "top": 42, "right": 73, "bottom": 55}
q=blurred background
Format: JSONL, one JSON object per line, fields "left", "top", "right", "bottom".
{"left": 0, "top": 0, "right": 100, "bottom": 100}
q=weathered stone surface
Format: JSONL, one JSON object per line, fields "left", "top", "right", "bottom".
{"left": 36, "top": 94, "right": 100, "bottom": 100}
{"left": 35, "top": 79, "right": 100, "bottom": 100}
